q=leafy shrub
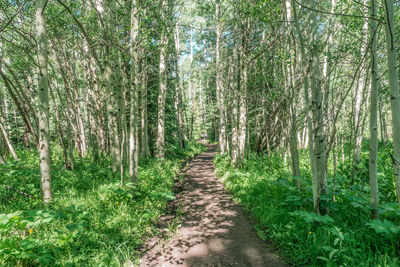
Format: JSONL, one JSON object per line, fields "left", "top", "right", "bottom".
{"left": 215, "top": 146, "right": 400, "bottom": 266}
{"left": 0, "top": 142, "right": 206, "bottom": 266}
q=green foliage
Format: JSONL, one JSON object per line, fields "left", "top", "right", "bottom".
{"left": 0, "top": 142, "right": 206, "bottom": 266}
{"left": 214, "top": 144, "right": 400, "bottom": 266}
{"left": 289, "top": 211, "right": 335, "bottom": 224}
{"left": 365, "top": 219, "right": 400, "bottom": 236}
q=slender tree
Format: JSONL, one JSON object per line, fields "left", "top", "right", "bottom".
{"left": 383, "top": 0, "right": 400, "bottom": 207}
{"left": 156, "top": 0, "right": 169, "bottom": 158}
{"left": 36, "top": 0, "right": 52, "bottom": 202}
{"left": 129, "top": 0, "right": 139, "bottom": 180}
{"left": 369, "top": 0, "right": 379, "bottom": 218}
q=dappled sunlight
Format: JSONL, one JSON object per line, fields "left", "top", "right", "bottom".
{"left": 140, "top": 145, "right": 286, "bottom": 267}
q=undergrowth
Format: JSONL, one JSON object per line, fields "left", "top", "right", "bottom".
{"left": 214, "top": 142, "right": 400, "bottom": 266}
{"left": 0, "top": 142, "right": 206, "bottom": 266}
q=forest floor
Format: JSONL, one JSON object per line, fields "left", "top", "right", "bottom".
{"left": 139, "top": 144, "right": 287, "bottom": 267}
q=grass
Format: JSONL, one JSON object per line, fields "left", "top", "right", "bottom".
{"left": 214, "top": 142, "right": 400, "bottom": 266}
{"left": 0, "top": 142, "right": 206, "bottom": 266}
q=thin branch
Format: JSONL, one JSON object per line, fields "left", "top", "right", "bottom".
{"left": 0, "top": 1, "right": 28, "bottom": 34}
{"left": 293, "top": 0, "right": 383, "bottom": 22}
{"left": 1, "top": 184, "right": 36, "bottom": 199}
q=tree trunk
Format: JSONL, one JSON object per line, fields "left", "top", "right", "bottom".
{"left": 292, "top": 0, "right": 318, "bottom": 209}
{"left": 156, "top": 0, "right": 168, "bottom": 159}
{"left": 106, "top": 0, "right": 122, "bottom": 172}
{"left": 36, "top": 0, "right": 52, "bottom": 203}
{"left": 238, "top": 20, "right": 248, "bottom": 163}
{"left": 0, "top": 118, "right": 18, "bottom": 161}
{"left": 174, "top": 22, "right": 186, "bottom": 149}
{"left": 189, "top": 25, "right": 195, "bottom": 141}
{"left": 305, "top": 0, "right": 327, "bottom": 214}
{"left": 286, "top": 0, "right": 301, "bottom": 187}
{"left": 230, "top": 51, "right": 239, "bottom": 164}
{"left": 129, "top": 0, "right": 139, "bottom": 180}
{"left": 383, "top": 0, "right": 400, "bottom": 208}
{"left": 141, "top": 56, "right": 150, "bottom": 158}
{"left": 369, "top": 0, "right": 379, "bottom": 219}
{"left": 353, "top": 1, "right": 369, "bottom": 167}
{"left": 216, "top": 0, "right": 226, "bottom": 154}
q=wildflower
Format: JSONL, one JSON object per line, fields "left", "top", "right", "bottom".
{"left": 308, "top": 232, "right": 312, "bottom": 235}
{"left": 28, "top": 229, "right": 34, "bottom": 235}
{"left": 115, "top": 201, "right": 119, "bottom": 205}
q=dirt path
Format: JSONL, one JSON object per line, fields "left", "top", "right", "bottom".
{"left": 140, "top": 144, "right": 287, "bottom": 267}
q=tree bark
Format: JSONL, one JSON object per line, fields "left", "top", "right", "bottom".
{"left": 35, "top": 0, "right": 52, "bottom": 203}
{"left": 174, "top": 22, "right": 186, "bottom": 149}
{"left": 216, "top": 0, "right": 227, "bottom": 154}
{"left": 353, "top": 0, "right": 369, "bottom": 168}
{"left": 383, "top": 0, "right": 400, "bottom": 207}
{"left": 106, "top": 0, "right": 122, "bottom": 172}
{"left": 238, "top": 19, "right": 248, "bottom": 163}
{"left": 0, "top": 118, "right": 18, "bottom": 161}
{"left": 369, "top": 0, "right": 379, "bottom": 219}
{"left": 286, "top": 0, "right": 301, "bottom": 187}
{"left": 306, "top": 0, "right": 327, "bottom": 214}
{"left": 129, "top": 0, "right": 139, "bottom": 180}
{"left": 156, "top": 0, "right": 168, "bottom": 159}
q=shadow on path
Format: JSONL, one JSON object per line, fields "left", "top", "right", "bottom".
{"left": 140, "top": 144, "right": 287, "bottom": 267}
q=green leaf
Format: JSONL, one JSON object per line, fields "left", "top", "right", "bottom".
{"left": 20, "top": 239, "right": 36, "bottom": 250}
{"left": 317, "top": 256, "right": 329, "bottom": 262}
{"left": 329, "top": 249, "right": 338, "bottom": 259}
{"left": 365, "top": 219, "right": 400, "bottom": 236}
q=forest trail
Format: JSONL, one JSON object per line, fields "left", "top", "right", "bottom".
{"left": 139, "top": 144, "right": 287, "bottom": 267}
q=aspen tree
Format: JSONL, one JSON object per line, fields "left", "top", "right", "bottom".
{"left": 156, "top": 0, "right": 169, "bottom": 158}
{"left": 304, "top": 0, "right": 327, "bottom": 214}
{"left": 174, "top": 22, "right": 186, "bottom": 149}
{"left": 189, "top": 25, "right": 195, "bottom": 141}
{"left": 353, "top": 0, "right": 369, "bottom": 169}
{"left": 292, "top": 0, "right": 318, "bottom": 210}
{"left": 216, "top": 0, "right": 227, "bottom": 154}
{"left": 285, "top": 0, "right": 301, "bottom": 187}
{"left": 238, "top": 18, "right": 248, "bottom": 163}
{"left": 106, "top": 0, "right": 122, "bottom": 172}
{"left": 383, "top": 0, "right": 400, "bottom": 207}
{"left": 369, "top": 0, "right": 379, "bottom": 218}
{"left": 36, "top": 0, "right": 52, "bottom": 202}
{"left": 129, "top": 0, "right": 139, "bottom": 180}
{"left": 230, "top": 47, "right": 239, "bottom": 165}
{"left": 141, "top": 55, "right": 150, "bottom": 158}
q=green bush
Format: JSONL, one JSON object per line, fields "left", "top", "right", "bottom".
{"left": 214, "top": 145, "right": 400, "bottom": 266}
{"left": 0, "top": 142, "right": 206, "bottom": 266}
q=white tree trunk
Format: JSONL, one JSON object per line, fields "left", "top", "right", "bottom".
{"left": 174, "top": 22, "right": 186, "bottom": 149}
{"left": 238, "top": 40, "right": 248, "bottom": 162}
{"left": 0, "top": 118, "right": 18, "bottom": 161}
{"left": 307, "top": 0, "right": 327, "bottom": 214}
{"left": 36, "top": 0, "right": 52, "bottom": 203}
{"left": 353, "top": 0, "right": 369, "bottom": 166}
{"left": 216, "top": 0, "right": 226, "bottom": 154}
{"left": 369, "top": 0, "right": 379, "bottom": 218}
{"left": 129, "top": 0, "right": 139, "bottom": 180}
{"left": 383, "top": 0, "right": 400, "bottom": 207}
{"left": 156, "top": 0, "right": 168, "bottom": 158}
